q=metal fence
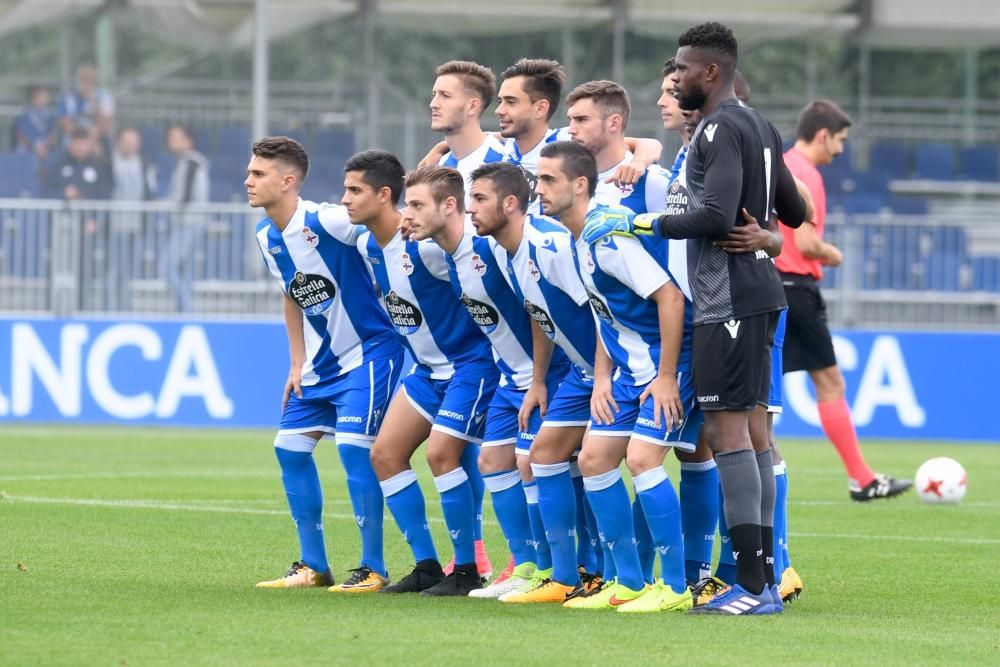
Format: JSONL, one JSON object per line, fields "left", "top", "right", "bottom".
{"left": 0, "top": 199, "right": 998, "bottom": 328}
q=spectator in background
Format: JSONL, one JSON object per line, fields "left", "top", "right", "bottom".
{"left": 14, "top": 85, "right": 56, "bottom": 157}
{"left": 43, "top": 127, "right": 112, "bottom": 200}
{"left": 58, "top": 63, "right": 115, "bottom": 151}
{"left": 160, "top": 124, "right": 211, "bottom": 313}
{"left": 111, "top": 127, "right": 155, "bottom": 201}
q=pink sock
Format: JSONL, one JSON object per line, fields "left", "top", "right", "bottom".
{"left": 817, "top": 398, "right": 875, "bottom": 487}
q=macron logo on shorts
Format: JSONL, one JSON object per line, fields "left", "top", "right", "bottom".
{"left": 724, "top": 319, "right": 741, "bottom": 339}
{"left": 438, "top": 409, "right": 466, "bottom": 422}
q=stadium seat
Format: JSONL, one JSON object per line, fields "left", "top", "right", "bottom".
{"left": 216, "top": 126, "right": 252, "bottom": 156}
{"left": 887, "top": 196, "right": 929, "bottom": 215}
{"left": 959, "top": 145, "right": 999, "bottom": 181}
{"left": 0, "top": 152, "right": 40, "bottom": 197}
{"left": 870, "top": 141, "right": 910, "bottom": 178}
{"left": 914, "top": 143, "right": 957, "bottom": 181}
{"left": 844, "top": 193, "right": 885, "bottom": 214}
{"left": 315, "top": 128, "right": 355, "bottom": 157}
{"left": 971, "top": 257, "right": 1000, "bottom": 292}
{"left": 137, "top": 124, "right": 165, "bottom": 160}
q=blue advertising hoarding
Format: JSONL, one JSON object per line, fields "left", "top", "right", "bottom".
{"left": 0, "top": 317, "right": 997, "bottom": 442}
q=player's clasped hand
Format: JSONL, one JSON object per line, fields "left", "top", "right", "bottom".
{"left": 640, "top": 374, "right": 683, "bottom": 431}
{"left": 714, "top": 208, "right": 769, "bottom": 254}
{"left": 281, "top": 369, "right": 304, "bottom": 413}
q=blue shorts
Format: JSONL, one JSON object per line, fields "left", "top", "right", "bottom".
{"left": 402, "top": 362, "right": 499, "bottom": 444}
{"left": 484, "top": 369, "right": 567, "bottom": 456}
{"left": 768, "top": 309, "right": 787, "bottom": 414}
{"left": 588, "top": 371, "right": 697, "bottom": 452}
{"left": 542, "top": 365, "right": 593, "bottom": 429}
{"left": 279, "top": 353, "right": 404, "bottom": 444}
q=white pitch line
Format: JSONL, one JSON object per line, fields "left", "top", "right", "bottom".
{"left": 0, "top": 471, "right": 276, "bottom": 482}
{"left": 791, "top": 499, "right": 1000, "bottom": 508}
{"left": 4, "top": 494, "right": 997, "bottom": 545}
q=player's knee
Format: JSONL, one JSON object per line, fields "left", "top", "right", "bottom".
{"left": 477, "top": 445, "right": 515, "bottom": 475}
{"left": 516, "top": 454, "right": 533, "bottom": 482}
{"left": 625, "top": 446, "right": 659, "bottom": 477}
{"left": 576, "top": 447, "right": 609, "bottom": 477}
{"left": 425, "top": 443, "right": 461, "bottom": 474}
{"left": 369, "top": 443, "right": 396, "bottom": 478}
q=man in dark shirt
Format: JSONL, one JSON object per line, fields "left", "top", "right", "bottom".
{"left": 584, "top": 22, "right": 806, "bottom": 615}
{"left": 42, "top": 128, "right": 112, "bottom": 200}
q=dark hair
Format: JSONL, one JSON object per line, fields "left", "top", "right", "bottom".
{"left": 251, "top": 136, "right": 310, "bottom": 181}
{"left": 677, "top": 22, "right": 738, "bottom": 78}
{"left": 167, "top": 124, "right": 196, "bottom": 145}
{"left": 796, "top": 99, "right": 853, "bottom": 142}
{"left": 734, "top": 70, "right": 751, "bottom": 104}
{"left": 501, "top": 58, "right": 566, "bottom": 121}
{"left": 469, "top": 162, "right": 531, "bottom": 214}
{"left": 662, "top": 58, "right": 677, "bottom": 77}
{"left": 69, "top": 127, "right": 92, "bottom": 141}
{"left": 344, "top": 149, "right": 405, "bottom": 204}
{"left": 435, "top": 61, "right": 497, "bottom": 116}
{"left": 539, "top": 141, "right": 597, "bottom": 198}
{"left": 26, "top": 85, "right": 48, "bottom": 101}
{"left": 566, "top": 80, "right": 631, "bottom": 131}
{"left": 404, "top": 165, "right": 466, "bottom": 212}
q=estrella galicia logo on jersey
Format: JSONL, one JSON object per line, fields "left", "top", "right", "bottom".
{"left": 524, "top": 300, "right": 556, "bottom": 338}
{"left": 460, "top": 293, "right": 500, "bottom": 332}
{"left": 301, "top": 226, "right": 319, "bottom": 248}
{"left": 470, "top": 254, "right": 487, "bottom": 277}
{"left": 399, "top": 252, "right": 414, "bottom": 276}
{"left": 527, "top": 259, "right": 541, "bottom": 281}
{"left": 385, "top": 291, "right": 423, "bottom": 335}
{"left": 665, "top": 179, "right": 690, "bottom": 216}
{"left": 288, "top": 271, "right": 336, "bottom": 315}
{"left": 587, "top": 291, "right": 613, "bottom": 322}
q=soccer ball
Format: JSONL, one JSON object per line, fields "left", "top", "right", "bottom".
{"left": 915, "top": 457, "right": 967, "bottom": 504}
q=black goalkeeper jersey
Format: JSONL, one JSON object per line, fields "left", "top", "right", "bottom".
{"left": 651, "top": 98, "right": 806, "bottom": 325}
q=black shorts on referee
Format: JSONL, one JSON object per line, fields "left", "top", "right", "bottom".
{"left": 780, "top": 272, "right": 838, "bottom": 373}
{"left": 692, "top": 310, "right": 779, "bottom": 411}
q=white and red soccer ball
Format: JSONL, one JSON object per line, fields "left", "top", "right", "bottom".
{"left": 915, "top": 457, "right": 967, "bottom": 504}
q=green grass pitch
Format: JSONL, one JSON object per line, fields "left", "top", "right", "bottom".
{"left": 2, "top": 426, "right": 998, "bottom": 666}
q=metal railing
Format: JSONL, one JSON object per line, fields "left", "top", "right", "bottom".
{"left": 0, "top": 199, "right": 997, "bottom": 328}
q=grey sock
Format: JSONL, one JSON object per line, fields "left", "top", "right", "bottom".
{"left": 715, "top": 448, "right": 762, "bottom": 528}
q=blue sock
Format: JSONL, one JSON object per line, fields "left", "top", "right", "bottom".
{"left": 435, "top": 468, "right": 475, "bottom": 565}
{"left": 635, "top": 468, "right": 687, "bottom": 594}
{"left": 380, "top": 470, "right": 437, "bottom": 564}
{"left": 275, "top": 443, "right": 327, "bottom": 573}
{"left": 533, "top": 462, "right": 579, "bottom": 586}
{"left": 523, "top": 482, "right": 551, "bottom": 570}
{"left": 680, "top": 460, "right": 720, "bottom": 584}
{"left": 585, "top": 494, "right": 608, "bottom": 577}
{"left": 632, "top": 496, "right": 655, "bottom": 584}
{"left": 461, "top": 444, "right": 485, "bottom": 542}
{"left": 337, "top": 442, "right": 386, "bottom": 576}
{"left": 571, "top": 469, "right": 598, "bottom": 573}
{"left": 483, "top": 470, "right": 535, "bottom": 566}
{"left": 715, "top": 484, "right": 737, "bottom": 584}
{"left": 584, "top": 470, "right": 643, "bottom": 591}
{"left": 775, "top": 462, "right": 790, "bottom": 575}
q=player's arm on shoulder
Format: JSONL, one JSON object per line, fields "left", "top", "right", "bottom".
{"left": 316, "top": 203, "right": 363, "bottom": 245}
{"left": 418, "top": 141, "right": 449, "bottom": 168}
{"left": 611, "top": 137, "right": 664, "bottom": 186}
{"left": 657, "top": 118, "right": 742, "bottom": 240}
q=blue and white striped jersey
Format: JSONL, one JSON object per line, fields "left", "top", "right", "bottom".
{"left": 445, "top": 231, "right": 570, "bottom": 389}
{"left": 594, "top": 152, "right": 672, "bottom": 215}
{"left": 502, "top": 126, "right": 572, "bottom": 214}
{"left": 664, "top": 146, "right": 694, "bottom": 302}
{"left": 576, "top": 205, "right": 690, "bottom": 385}
{"left": 255, "top": 199, "right": 401, "bottom": 386}
{"left": 494, "top": 215, "right": 596, "bottom": 375}
{"left": 359, "top": 230, "right": 494, "bottom": 380}
{"left": 440, "top": 134, "right": 506, "bottom": 207}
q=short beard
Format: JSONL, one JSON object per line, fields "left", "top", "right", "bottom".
{"left": 678, "top": 84, "right": 707, "bottom": 112}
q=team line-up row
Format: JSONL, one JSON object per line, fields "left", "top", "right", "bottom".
{"left": 245, "top": 21, "right": 910, "bottom": 616}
